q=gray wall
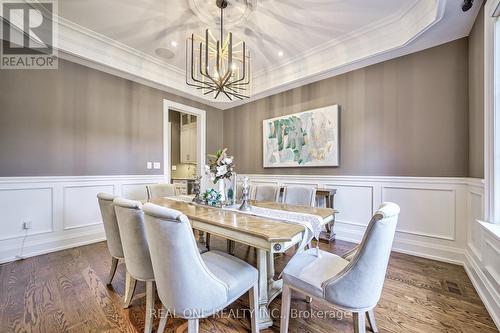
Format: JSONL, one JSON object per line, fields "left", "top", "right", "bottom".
{"left": 468, "top": 6, "right": 485, "bottom": 178}
{"left": 0, "top": 58, "right": 223, "bottom": 176}
{"left": 224, "top": 38, "right": 470, "bottom": 177}
{"left": 0, "top": 35, "right": 484, "bottom": 178}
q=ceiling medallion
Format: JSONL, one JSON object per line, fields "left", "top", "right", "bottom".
{"left": 188, "top": 0, "right": 256, "bottom": 29}
{"left": 186, "top": 0, "right": 251, "bottom": 101}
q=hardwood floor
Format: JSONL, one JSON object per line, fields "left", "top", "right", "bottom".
{"left": 0, "top": 237, "right": 497, "bottom": 333}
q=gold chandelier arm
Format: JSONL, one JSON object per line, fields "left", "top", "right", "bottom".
{"left": 225, "top": 85, "right": 249, "bottom": 99}
{"left": 186, "top": 0, "right": 250, "bottom": 101}
{"left": 227, "top": 42, "right": 247, "bottom": 85}
{"left": 189, "top": 36, "right": 207, "bottom": 85}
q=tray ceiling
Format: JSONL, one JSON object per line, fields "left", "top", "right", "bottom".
{"left": 59, "top": 0, "right": 417, "bottom": 72}
{"left": 50, "top": 0, "right": 482, "bottom": 109}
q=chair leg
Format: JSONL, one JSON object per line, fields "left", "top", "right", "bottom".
{"left": 187, "top": 319, "right": 199, "bottom": 333}
{"left": 106, "top": 257, "right": 119, "bottom": 285}
{"left": 205, "top": 233, "right": 211, "bottom": 250}
{"left": 157, "top": 306, "right": 168, "bottom": 333}
{"left": 366, "top": 310, "right": 379, "bottom": 333}
{"left": 144, "top": 281, "right": 155, "bottom": 333}
{"left": 123, "top": 271, "right": 137, "bottom": 308}
{"left": 353, "top": 312, "right": 366, "bottom": 333}
{"left": 280, "top": 284, "right": 292, "bottom": 333}
{"left": 249, "top": 282, "right": 259, "bottom": 333}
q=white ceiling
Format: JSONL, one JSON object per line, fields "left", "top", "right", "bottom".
{"left": 51, "top": 0, "right": 483, "bottom": 109}
{"left": 59, "top": 0, "right": 417, "bottom": 72}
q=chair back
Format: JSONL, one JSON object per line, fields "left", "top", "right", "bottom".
{"left": 251, "top": 184, "right": 279, "bottom": 202}
{"left": 114, "top": 198, "right": 154, "bottom": 281}
{"left": 323, "top": 202, "right": 400, "bottom": 310}
{"left": 97, "top": 193, "right": 123, "bottom": 259}
{"left": 143, "top": 203, "right": 228, "bottom": 317}
{"left": 147, "top": 184, "right": 176, "bottom": 200}
{"left": 283, "top": 185, "right": 316, "bottom": 207}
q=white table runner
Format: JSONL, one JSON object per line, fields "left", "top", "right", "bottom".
{"left": 166, "top": 195, "right": 322, "bottom": 254}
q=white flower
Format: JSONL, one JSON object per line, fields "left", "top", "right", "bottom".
{"left": 204, "top": 165, "right": 210, "bottom": 174}
{"left": 223, "top": 157, "right": 233, "bottom": 165}
{"left": 216, "top": 165, "right": 228, "bottom": 177}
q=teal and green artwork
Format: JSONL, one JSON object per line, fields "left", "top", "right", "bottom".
{"left": 263, "top": 105, "right": 339, "bottom": 167}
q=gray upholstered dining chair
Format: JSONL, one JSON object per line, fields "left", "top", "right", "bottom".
{"left": 146, "top": 183, "right": 176, "bottom": 200}
{"left": 97, "top": 192, "right": 124, "bottom": 285}
{"left": 282, "top": 185, "right": 317, "bottom": 207}
{"left": 280, "top": 202, "right": 400, "bottom": 333}
{"left": 113, "top": 197, "right": 156, "bottom": 333}
{"left": 142, "top": 203, "right": 260, "bottom": 333}
{"left": 251, "top": 184, "right": 280, "bottom": 202}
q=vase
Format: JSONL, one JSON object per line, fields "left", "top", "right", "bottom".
{"left": 217, "top": 179, "right": 226, "bottom": 203}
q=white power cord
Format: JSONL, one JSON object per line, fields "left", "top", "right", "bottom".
{"left": 15, "top": 228, "right": 29, "bottom": 260}
{"left": 0, "top": 228, "right": 29, "bottom": 267}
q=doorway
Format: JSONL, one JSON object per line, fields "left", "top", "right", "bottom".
{"left": 163, "top": 100, "right": 206, "bottom": 185}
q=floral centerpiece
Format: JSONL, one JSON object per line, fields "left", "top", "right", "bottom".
{"left": 202, "top": 189, "right": 222, "bottom": 206}
{"left": 204, "top": 148, "right": 234, "bottom": 203}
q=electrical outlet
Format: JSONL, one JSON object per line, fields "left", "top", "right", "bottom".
{"left": 153, "top": 162, "right": 161, "bottom": 169}
{"left": 146, "top": 162, "right": 152, "bottom": 169}
{"left": 22, "top": 221, "right": 32, "bottom": 230}
{"left": 171, "top": 165, "right": 177, "bottom": 171}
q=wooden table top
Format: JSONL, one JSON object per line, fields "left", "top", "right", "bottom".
{"left": 148, "top": 198, "right": 336, "bottom": 243}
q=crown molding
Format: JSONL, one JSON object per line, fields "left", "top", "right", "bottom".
{"left": 251, "top": 0, "right": 424, "bottom": 79}
{"left": 226, "top": 0, "right": 446, "bottom": 109}
{"left": 53, "top": 15, "right": 226, "bottom": 109}
{"left": 46, "top": 0, "right": 478, "bottom": 110}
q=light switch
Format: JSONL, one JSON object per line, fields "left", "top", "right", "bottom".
{"left": 146, "top": 162, "right": 152, "bottom": 169}
{"left": 171, "top": 165, "right": 177, "bottom": 171}
{"left": 153, "top": 162, "right": 161, "bottom": 169}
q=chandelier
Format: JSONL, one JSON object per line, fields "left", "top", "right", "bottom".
{"left": 186, "top": 0, "right": 251, "bottom": 101}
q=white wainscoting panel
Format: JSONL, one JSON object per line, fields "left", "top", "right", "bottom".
{"left": 325, "top": 184, "right": 374, "bottom": 227}
{"left": 382, "top": 186, "right": 456, "bottom": 240}
{"left": 467, "top": 189, "right": 484, "bottom": 260}
{"left": 121, "top": 183, "right": 151, "bottom": 200}
{"left": 483, "top": 238, "right": 500, "bottom": 295}
{"left": 0, "top": 175, "right": 165, "bottom": 263}
{"left": 63, "top": 185, "right": 114, "bottom": 230}
{"left": 0, "top": 187, "right": 53, "bottom": 241}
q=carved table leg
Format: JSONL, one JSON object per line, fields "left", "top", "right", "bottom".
{"left": 256, "top": 249, "right": 274, "bottom": 329}
{"left": 267, "top": 251, "right": 283, "bottom": 306}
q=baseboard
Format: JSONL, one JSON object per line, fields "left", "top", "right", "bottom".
{"left": 0, "top": 232, "right": 106, "bottom": 264}
{"left": 464, "top": 250, "right": 500, "bottom": 330}
{"left": 0, "top": 230, "right": 106, "bottom": 264}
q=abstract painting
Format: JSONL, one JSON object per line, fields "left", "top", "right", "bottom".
{"left": 263, "top": 105, "right": 339, "bottom": 168}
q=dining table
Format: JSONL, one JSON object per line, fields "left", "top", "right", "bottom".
{"left": 148, "top": 197, "right": 337, "bottom": 329}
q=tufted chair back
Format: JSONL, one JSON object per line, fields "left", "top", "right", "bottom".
{"left": 322, "top": 202, "right": 400, "bottom": 310}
